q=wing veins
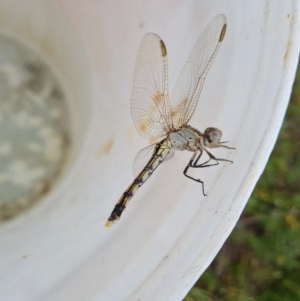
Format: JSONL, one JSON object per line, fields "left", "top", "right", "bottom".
{"left": 171, "top": 14, "right": 227, "bottom": 127}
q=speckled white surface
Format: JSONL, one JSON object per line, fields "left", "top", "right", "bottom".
{"left": 0, "top": 35, "right": 70, "bottom": 219}
{"left": 0, "top": 1, "right": 299, "bottom": 301}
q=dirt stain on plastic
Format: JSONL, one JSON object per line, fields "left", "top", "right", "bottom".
{"left": 100, "top": 139, "right": 114, "bottom": 155}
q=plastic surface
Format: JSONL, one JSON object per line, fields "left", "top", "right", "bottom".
{"left": 0, "top": 1, "right": 299, "bottom": 301}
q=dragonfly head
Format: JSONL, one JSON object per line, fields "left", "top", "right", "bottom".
{"left": 203, "top": 127, "right": 223, "bottom": 148}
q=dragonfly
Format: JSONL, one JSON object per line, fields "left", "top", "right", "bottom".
{"left": 104, "top": 14, "right": 234, "bottom": 227}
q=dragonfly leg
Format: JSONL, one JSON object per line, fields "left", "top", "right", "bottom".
{"left": 193, "top": 150, "right": 203, "bottom": 165}
{"left": 191, "top": 150, "right": 220, "bottom": 168}
{"left": 183, "top": 152, "right": 207, "bottom": 196}
{"left": 191, "top": 148, "right": 233, "bottom": 169}
{"left": 204, "top": 149, "right": 233, "bottom": 164}
{"left": 183, "top": 149, "right": 234, "bottom": 196}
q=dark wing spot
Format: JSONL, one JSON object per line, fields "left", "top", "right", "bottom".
{"left": 219, "top": 24, "right": 227, "bottom": 42}
{"left": 160, "top": 40, "right": 167, "bottom": 57}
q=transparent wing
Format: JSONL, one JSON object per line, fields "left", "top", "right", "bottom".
{"left": 133, "top": 143, "right": 174, "bottom": 177}
{"left": 131, "top": 33, "right": 173, "bottom": 141}
{"left": 171, "top": 14, "right": 227, "bottom": 127}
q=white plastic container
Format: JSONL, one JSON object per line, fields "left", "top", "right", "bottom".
{"left": 0, "top": 1, "right": 299, "bottom": 301}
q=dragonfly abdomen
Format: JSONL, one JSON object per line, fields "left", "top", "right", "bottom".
{"left": 104, "top": 138, "right": 171, "bottom": 227}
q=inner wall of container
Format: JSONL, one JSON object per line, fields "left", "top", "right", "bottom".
{"left": 0, "top": 0, "right": 91, "bottom": 221}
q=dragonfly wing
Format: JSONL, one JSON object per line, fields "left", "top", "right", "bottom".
{"left": 133, "top": 143, "right": 174, "bottom": 177}
{"left": 171, "top": 14, "right": 227, "bottom": 127}
{"left": 131, "top": 33, "right": 173, "bottom": 141}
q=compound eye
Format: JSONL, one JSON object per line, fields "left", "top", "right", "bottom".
{"left": 204, "top": 127, "right": 222, "bottom": 145}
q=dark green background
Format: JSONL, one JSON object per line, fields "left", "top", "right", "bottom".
{"left": 185, "top": 64, "right": 300, "bottom": 301}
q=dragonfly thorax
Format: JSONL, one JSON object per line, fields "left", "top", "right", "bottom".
{"left": 168, "top": 126, "right": 202, "bottom": 152}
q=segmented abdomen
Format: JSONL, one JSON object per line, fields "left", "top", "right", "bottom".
{"left": 104, "top": 138, "right": 171, "bottom": 227}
